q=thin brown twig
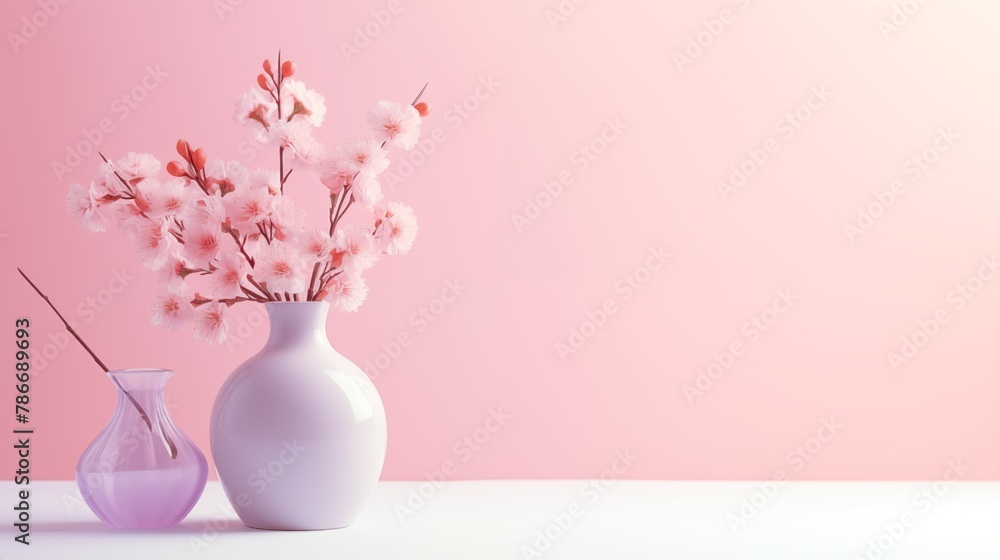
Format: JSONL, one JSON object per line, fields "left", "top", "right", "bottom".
{"left": 411, "top": 82, "right": 429, "bottom": 105}
{"left": 18, "top": 268, "right": 109, "bottom": 371}
{"left": 16, "top": 268, "right": 179, "bottom": 459}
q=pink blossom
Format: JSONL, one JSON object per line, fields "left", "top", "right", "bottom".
{"left": 67, "top": 183, "right": 107, "bottom": 232}
{"left": 158, "top": 252, "right": 194, "bottom": 289}
{"left": 280, "top": 79, "right": 327, "bottom": 127}
{"left": 255, "top": 241, "right": 307, "bottom": 293}
{"left": 269, "top": 120, "right": 326, "bottom": 167}
{"left": 193, "top": 301, "right": 229, "bottom": 345}
{"left": 124, "top": 217, "right": 177, "bottom": 271}
{"left": 234, "top": 90, "right": 277, "bottom": 140}
{"left": 333, "top": 225, "right": 378, "bottom": 272}
{"left": 106, "top": 197, "right": 146, "bottom": 222}
{"left": 92, "top": 161, "right": 124, "bottom": 198}
{"left": 183, "top": 220, "right": 225, "bottom": 269}
{"left": 116, "top": 152, "right": 161, "bottom": 185}
{"left": 299, "top": 227, "right": 335, "bottom": 264}
{"left": 179, "top": 194, "right": 227, "bottom": 230}
{"left": 350, "top": 173, "right": 383, "bottom": 209}
{"left": 336, "top": 138, "right": 389, "bottom": 177}
{"left": 139, "top": 178, "right": 192, "bottom": 220}
{"left": 318, "top": 157, "right": 354, "bottom": 194}
{"left": 249, "top": 168, "right": 281, "bottom": 195}
{"left": 269, "top": 195, "right": 305, "bottom": 241}
{"left": 209, "top": 252, "right": 248, "bottom": 299}
{"left": 225, "top": 185, "right": 273, "bottom": 232}
{"left": 206, "top": 160, "right": 249, "bottom": 196}
{"left": 366, "top": 100, "right": 421, "bottom": 150}
{"left": 327, "top": 275, "right": 369, "bottom": 312}
{"left": 152, "top": 286, "right": 194, "bottom": 332}
{"left": 376, "top": 202, "right": 418, "bottom": 255}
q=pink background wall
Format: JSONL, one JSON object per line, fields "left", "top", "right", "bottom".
{"left": 1, "top": 0, "right": 998, "bottom": 481}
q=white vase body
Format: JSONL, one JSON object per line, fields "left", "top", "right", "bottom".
{"left": 210, "top": 301, "right": 386, "bottom": 530}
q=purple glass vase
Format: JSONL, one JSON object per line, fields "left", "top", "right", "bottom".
{"left": 76, "top": 368, "right": 208, "bottom": 529}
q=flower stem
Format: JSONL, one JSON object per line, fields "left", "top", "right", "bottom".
{"left": 228, "top": 229, "right": 257, "bottom": 267}
{"left": 246, "top": 274, "right": 274, "bottom": 301}
{"left": 328, "top": 192, "right": 340, "bottom": 236}
{"left": 306, "top": 262, "right": 320, "bottom": 301}
{"left": 279, "top": 146, "right": 286, "bottom": 195}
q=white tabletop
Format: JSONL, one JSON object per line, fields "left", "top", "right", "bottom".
{"left": 3, "top": 480, "right": 998, "bottom": 559}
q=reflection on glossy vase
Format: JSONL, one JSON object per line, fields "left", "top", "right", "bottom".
{"left": 76, "top": 369, "right": 208, "bottom": 529}
{"left": 210, "top": 301, "right": 387, "bottom": 530}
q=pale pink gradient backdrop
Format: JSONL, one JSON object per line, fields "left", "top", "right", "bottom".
{"left": 2, "top": 0, "right": 999, "bottom": 481}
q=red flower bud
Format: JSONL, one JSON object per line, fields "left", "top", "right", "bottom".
{"left": 192, "top": 148, "right": 207, "bottom": 171}
{"left": 257, "top": 73, "right": 271, "bottom": 90}
{"left": 330, "top": 250, "right": 345, "bottom": 269}
{"left": 414, "top": 102, "right": 431, "bottom": 117}
{"left": 281, "top": 60, "right": 297, "bottom": 77}
{"left": 166, "top": 161, "right": 186, "bottom": 177}
{"left": 263, "top": 59, "right": 273, "bottom": 74}
{"left": 176, "top": 139, "right": 189, "bottom": 158}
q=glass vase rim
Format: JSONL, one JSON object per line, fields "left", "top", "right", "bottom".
{"left": 106, "top": 367, "right": 174, "bottom": 377}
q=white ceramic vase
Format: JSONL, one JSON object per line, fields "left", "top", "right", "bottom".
{"left": 210, "top": 301, "right": 387, "bottom": 530}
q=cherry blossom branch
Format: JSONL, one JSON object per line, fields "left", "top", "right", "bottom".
{"left": 256, "top": 222, "right": 273, "bottom": 244}
{"left": 328, "top": 192, "right": 340, "bottom": 236}
{"left": 328, "top": 189, "right": 349, "bottom": 235}
{"left": 311, "top": 262, "right": 332, "bottom": 300}
{"left": 220, "top": 295, "right": 267, "bottom": 306}
{"left": 279, "top": 147, "right": 286, "bottom": 195}
{"left": 274, "top": 51, "right": 289, "bottom": 195}
{"left": 100, "top": 152, "right": 186, "bottom": 241}
{"left": 314, "top": 269, "right": 344, "bottom": 300}
{"left": 246, "top": 274, "right": 275, "bottom": 301}
{"left": 227, "top": 229, "right": 256, "bottom": 267}
{"left": 276, "top": 50, "right": 283, "bottom": 118}
{"left": 322, "top": 82, "right": 427, "bottom": 242}
{"left": 331, "top": 196, "right": 354, "bottom": 233}
{"left": 241, "top": 286, "right": 269, "bottom": 302}
{"left": 306, "top": 262, "right": 321, "bottom": 300}
{"left": 17, "top": 268, "right": 179, "bottom": 460}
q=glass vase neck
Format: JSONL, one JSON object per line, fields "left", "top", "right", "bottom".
{"left": 108, "top": 368, "right": 172, "bottom": 391}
